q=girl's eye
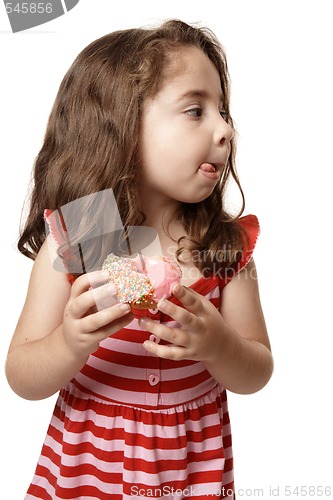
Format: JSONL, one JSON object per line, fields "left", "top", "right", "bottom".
{"left": 186, "top": 107, "right": 202, "bottom": 117}
{"left": 220, "top": 110, "right": 228, "bottom": 120}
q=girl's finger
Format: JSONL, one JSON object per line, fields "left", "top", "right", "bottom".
{"left": 168, "top": 284, "right": 206, "bottom": 317}
{"left": 143, "top": 340, "right": 187, "bottom": 361}
{"left": 70, "top": 270, "right": 110, "bottom": 298}
{"left": 138, "top": 317, "right": 189, "bottom": 347}
{"left": 156, "top": 296, "right": 200, "bottom": 331}
{"left": 68, "top": 282, "right": 118, "bottom": 319}
{"left": 81, "top": 302, "right": 132, "bottom": 333}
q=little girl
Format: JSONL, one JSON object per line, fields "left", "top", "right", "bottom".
{"left": 6, "top": 19, "right": 273, "bottom": 499}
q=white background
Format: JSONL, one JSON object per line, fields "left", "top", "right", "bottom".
{"left": 1, "top": 1, "right": 332, "bottom": 498}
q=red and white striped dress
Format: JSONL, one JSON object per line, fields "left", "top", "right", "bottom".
{"left": 26, "top": 214, "right": 259, "bottom": 500}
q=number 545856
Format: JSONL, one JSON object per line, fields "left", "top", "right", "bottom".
{"left": 5, "top": 3, "right": 53, "bottom": 14}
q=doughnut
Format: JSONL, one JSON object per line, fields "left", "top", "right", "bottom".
{"left": 101, "top": 254, "right": 182, "bottom": 309}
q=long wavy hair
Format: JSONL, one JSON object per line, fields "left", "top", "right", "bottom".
{"left": 18, "top": 19, "right": 247, "bottom": 277}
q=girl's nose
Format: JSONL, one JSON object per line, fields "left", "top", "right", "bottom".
{"left": 214, "top": 114, "right": 234, "bottom": 146}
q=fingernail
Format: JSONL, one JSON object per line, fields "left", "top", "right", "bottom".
{"left": 107, "top": 284, "right": 117, "bottom": 295}
{"left": 139, "top": 317, "right": 149, "bottom": 326}
{"left": 119, "top": 303, "right": 131, "bottom": 312}
{"left": 157, "top": 299, "right": 167, "bottom": 310}
{"left": 101, "top": 270, "right": 109, "bottom": 278}
{"left": 171, "top": 283, "right": 182, "bottom": 294}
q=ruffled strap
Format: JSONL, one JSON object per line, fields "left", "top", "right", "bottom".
{"left": 44, "top": 209, "right": 78, "bottom": 284}
{"left": 236, "top": 214, "right": 260, "bottom": 272}
{"left": 219, "top": 214, "right": 260, "bottom": 289}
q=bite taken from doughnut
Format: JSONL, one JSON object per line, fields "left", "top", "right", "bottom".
{"left": 101, "top": 254, "right": 182, "bottom": 309}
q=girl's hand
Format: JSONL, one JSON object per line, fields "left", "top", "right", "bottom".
{"left": 139, "top": 284, "right": 226, "bottom": 362}
{"left": 62, "top": 270, "right": 133, "bottom": 359}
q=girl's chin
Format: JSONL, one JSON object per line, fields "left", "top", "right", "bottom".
{"left": 177, "top": 190, "right": 216, "bottom": 204}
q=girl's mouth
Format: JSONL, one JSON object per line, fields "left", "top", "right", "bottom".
{"left": 198, "top": 162, "right": 220, "bottom": 181}
{"left": 199, "top": 162, "right": 217, "bottom": 173}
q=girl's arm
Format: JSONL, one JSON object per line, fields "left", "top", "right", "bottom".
{"left": 204, "top": 258, "right": 273, "bottom": 394}
{"left": 140, "top": 259, "right": 273, "bottom": 394}
{"left": 5, "top": 239, "right": 133, "bottom": 400}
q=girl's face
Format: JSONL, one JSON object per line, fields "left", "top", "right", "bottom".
{"left": 139, "top": 46, "right": 234, "bottom": 211}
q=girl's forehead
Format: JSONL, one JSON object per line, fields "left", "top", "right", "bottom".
{"left": 164, "top": 46, "right": 212, "bottom": 76}
{"left": 158, "top": 46, "right": 222, "bottom": 99}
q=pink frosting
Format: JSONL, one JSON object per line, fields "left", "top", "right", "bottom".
{"left": 133, "top": 255, "right": 182, "bottom": 302}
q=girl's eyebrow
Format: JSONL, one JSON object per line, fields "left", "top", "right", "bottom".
{"left": 176, "top": 89, "right": 224, "bottom": 104}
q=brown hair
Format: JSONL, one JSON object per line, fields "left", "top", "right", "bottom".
{"left": 18, "top": 19, "right": 246, "bottom": 277}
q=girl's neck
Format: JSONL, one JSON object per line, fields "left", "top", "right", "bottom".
{"left": 139, "top": 198, "right": 203, "bottom": 286}
{"left": 141, "top": 195, "right": 180, "bottom": 232}
{"left": 139, "top": 200, "right": 185, "bottom": 257}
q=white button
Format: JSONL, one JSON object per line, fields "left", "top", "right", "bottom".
{"left": 149, "top": 334, "right": 160, "bottom": 344}
{"left": 149, "top": 308, "right": 159, "bottom": 315}
{"left": 148, "top": 374, "right": 160, "bottom": 386}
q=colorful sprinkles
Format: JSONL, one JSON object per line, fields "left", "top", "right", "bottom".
{"left": 102, "top": 253, "right": 154, "bottom": 305}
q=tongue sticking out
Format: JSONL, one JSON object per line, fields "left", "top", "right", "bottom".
{"left": 199, "top": 163, "right": 216, "bottom": 173}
